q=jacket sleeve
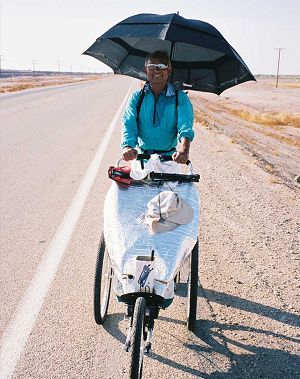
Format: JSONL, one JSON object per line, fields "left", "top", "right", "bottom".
{"left": 177, "top": 91, "right": 194, "bottom": 142}
{"left": 120, "top": 91, "right": 140, "bottom": 149}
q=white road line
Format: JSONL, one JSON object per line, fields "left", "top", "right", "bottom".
{"left": 0, "top": 81, "right": 135, "bottom": 379}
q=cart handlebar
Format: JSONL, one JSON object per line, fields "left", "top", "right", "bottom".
{"left": 136, "top": 154, "right": 190, "bottom": 166}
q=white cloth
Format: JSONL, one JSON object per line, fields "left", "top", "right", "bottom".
{"left": 130, "top": 154, "right": 180, "bottom": 180}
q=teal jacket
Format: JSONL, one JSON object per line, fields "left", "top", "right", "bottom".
{"left": 121, "top": 83, "right": 194, "bottom": 152}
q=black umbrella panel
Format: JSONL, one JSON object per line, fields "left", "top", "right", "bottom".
{"left": 83, "top": 13, "right": 255, "bottom": 94}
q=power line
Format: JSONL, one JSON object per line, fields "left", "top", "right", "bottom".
{"left": 274, "top": 48, "right": 286, "bottom": 88}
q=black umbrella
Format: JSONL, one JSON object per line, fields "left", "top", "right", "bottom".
{"left": 83, "top": 13, "right": 255, "bottom": 94}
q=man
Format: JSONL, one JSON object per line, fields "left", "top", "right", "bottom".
{"left": 121, "top": 51, "right": 194, "bottom": 164}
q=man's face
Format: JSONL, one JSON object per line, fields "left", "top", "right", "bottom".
{"left": 145, "top": 58, "right": 172, "bottom": 85}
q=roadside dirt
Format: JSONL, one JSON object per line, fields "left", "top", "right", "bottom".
{"left": 190, "top": 77, "right": 300, "bottom": 189}
{"left": 0, "top": 74, "right": 109, "bottom": 93}
{"left": 187, "top": 77, "right": 300, "bottom": 378}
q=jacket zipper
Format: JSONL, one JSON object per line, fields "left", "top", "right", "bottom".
{"left": 153, "top": 99, "right": 157, "bottom": 124}
{"left": 153, "top": 94, "right": 160, "bottom": 124}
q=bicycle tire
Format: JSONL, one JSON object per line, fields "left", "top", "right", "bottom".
{"left": 129, "top": 297, "right": 146, "bottom": 379}
{"left": 187, "top": 240, "right": 199, "bottom": 332}
{"left": 94, "top": 232, "right": 112, "bottom": 325}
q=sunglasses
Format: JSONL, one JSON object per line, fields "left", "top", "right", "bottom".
{"left": 146, "top": 63, "right": 169, "bottom": 71}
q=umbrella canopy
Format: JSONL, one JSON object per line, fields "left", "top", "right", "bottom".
{"left": 83, "top": 13, "right": 255, "bottom": 94}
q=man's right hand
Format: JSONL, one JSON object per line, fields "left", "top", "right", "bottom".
{"left": 122, "top": 146, "right": 138, "bottom": 161}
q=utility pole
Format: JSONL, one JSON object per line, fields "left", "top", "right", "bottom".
{"left": 274, "top": 48, "right": 286, "bottom": 88}
{"left": 57, "top": 60, "right": 61, "bottom": 77}
{"left": 32, "top": 59, "right": 36, "bottom": 77}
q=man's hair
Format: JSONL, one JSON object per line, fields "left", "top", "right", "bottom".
{"left": 145, "top": 51, "right": 171, "bottom": 66}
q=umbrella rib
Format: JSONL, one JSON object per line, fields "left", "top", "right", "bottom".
{"left": 119, "top": 21, "right": 224, "bottom": 41}
{"left": 206, "top": 48, "right": 219, "bottom": 92}
{"left": 83, "top": 50, "right": 119, "bottom": 70}
{"left": 171, "top": 60, "right": 220, "bottom": 70}
{"left": 110, "top": 38, "right": 148, "bottom": 58}
{"left": 170, "top": 41, "right": 175, "bottom": 82}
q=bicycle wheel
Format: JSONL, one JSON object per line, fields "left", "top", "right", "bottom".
{"left": 94, "top": 232, "right": 112, "bottom": 325}
{"left": 187, "top": 240, "right": 199, "bottom": 332}
{"left": 129, "top": 297, "right": 146, "bottom": 379}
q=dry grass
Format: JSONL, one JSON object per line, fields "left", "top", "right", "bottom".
{"left": 0, "top": 75, "right": 103, "bottom": 93}
{"left": 194, "top": 103, "right": 300, "bottom": 148}
{"left": 260, "top": 130, "right": 300, "bottom": 147}
{"left": 194, "top": 109, "right": 212, "bottom": 128}
{"left": 194, "top": 107, "right": 226, "bottom": 128}
{"left": 228, "top": 108, "right": 300, "bottom": 128}
{"left": 265, "top": 164, "right": 275, "bottom": 173}
{"left": 279, "top": 83, "right": 300, "bottom": 88}
{"left": 269, "top": 176, "right": 282, "bottom": 184}
{"left": 271, "top": 149, "right": 280, "bottom": 156}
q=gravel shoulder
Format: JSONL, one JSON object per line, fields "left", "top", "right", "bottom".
{"left": 187, "top": 79, "right": 300, "bottom": 377}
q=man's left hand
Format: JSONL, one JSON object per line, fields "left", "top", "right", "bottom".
{"left": 172, "top": 151, "right": 189, "bottom": 164}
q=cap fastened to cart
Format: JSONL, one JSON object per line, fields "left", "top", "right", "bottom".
{"left": 142, "top": 191, "right": 194, "bottom": 233}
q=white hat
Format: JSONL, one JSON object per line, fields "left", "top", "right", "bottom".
{"left": 142, "top": 191, "right": 194, "bottom": 234}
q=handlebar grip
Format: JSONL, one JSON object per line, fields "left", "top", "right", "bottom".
{"left": 159, "top": 155, "right": 191, "bottom": 165}
{"left": 136, "top": 153, "right": 151, "bottom": 160}
{"left": 136, "top": 154, "right": 190, "bottom": 165}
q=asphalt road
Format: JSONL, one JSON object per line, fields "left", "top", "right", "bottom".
{"left": 1, "top": 77, "right": 299, "bottom": 379}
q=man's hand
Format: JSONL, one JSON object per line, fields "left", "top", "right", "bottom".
{"left": 122, "top": 146, "right": 138, "bottom": 161}
{"left": 172, "top": 151, "right": 189, "bottom": 164}
{"left": 172, "top": 138, "right": 190, "bottom": 164}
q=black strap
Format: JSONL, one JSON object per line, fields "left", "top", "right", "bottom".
{"left": 136, "top": 84, "right": 147, "bottom": 123}
{"left": 150, "top": 172, "right": 200, "bottom": 183}
{"left": 141, "top": 148, "right": 176, "bottom": 154}
{"left": 136, "top": 84, "right": 179, "bottom": 124}
{"left": 175, "top": 89, "right": 179, "bottom": 119}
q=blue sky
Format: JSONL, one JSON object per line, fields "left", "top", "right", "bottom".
{"left": 1, "top": 0, "right": 299, "bottom": 74}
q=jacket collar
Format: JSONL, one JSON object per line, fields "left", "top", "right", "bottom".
{"left": 144, "top": 82, "right": 175, "bottom": 97}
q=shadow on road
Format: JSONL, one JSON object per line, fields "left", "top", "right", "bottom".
{"left": 202, "top": 287, "right": 300, "bottom": 327}
{"left": 99, "top": 286, "right": 299, "bottom": 378}
{"left": 188, "top": 286, "right": 300, "bottom": 378}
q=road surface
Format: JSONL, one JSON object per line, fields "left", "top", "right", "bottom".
{"left": 1, "top": 76, "right": 299, "bottom": 378}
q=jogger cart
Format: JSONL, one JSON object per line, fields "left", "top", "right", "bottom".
{"left": 94, "top": 156, "right": 200, "bottom": 378}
